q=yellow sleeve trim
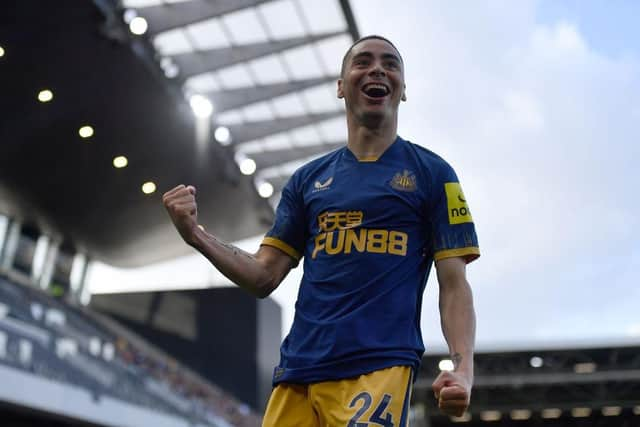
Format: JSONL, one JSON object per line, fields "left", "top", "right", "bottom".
{"left": 434, "top": 247, "right": 480, "bottom": 263}
{"left": 261, "top": 237, "right": 302, "bottom": 261}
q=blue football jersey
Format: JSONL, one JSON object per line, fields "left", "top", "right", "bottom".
{"left": 262, "top": 136, "right": 479, "bottom": 385}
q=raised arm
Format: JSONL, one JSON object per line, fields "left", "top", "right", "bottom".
{"left": 162, "top": 185, "right": 293, "bottom": 298}
{"left": 431, "top": 256, "right": 476, "bottom": 417}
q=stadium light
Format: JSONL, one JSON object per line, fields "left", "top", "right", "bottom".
{"left": 510, "top": 409, "right": 532, "bottom": 420}
{"left": 541, "top": 408, "right": 562, "bottom": 419}
{"left": 239, "top": 158, "right": 257, "bottom": 176}
{"left": 38, "top": 89, "right": 53, "bottom": 102}
{"left": 0, "top": 46, "right": 5, "bottom": 57}
{"left": 102, "top": 342, "right": 115, "bottom": 361}
{"left": 113, "top": 155, "right": 128, "bottom": 168}
{"left": 214, "top": 126, "right": 232, "bottom": 145}
{"left": 480, "top": 411, "right": 501, "bottom": 422}
{"left": 529, "top": 356, "right": 543, "bottom": 368}
{"left": 160, "top": 57, "right": 179, "bottom": 79}
{"left": 257, "top": 181, "right": 274, "bottom": 198}
{"left": 601, "top": 406, "right": 622, "bottom": 416}
{"left": 78, "top": 125, "right": 94, "bottom": 139}
{"left": 32, "top": 235, "right": 50, "bottom": 280}
{"left": 129, "top": 16, "right": 148, "bottom": 35}
{"left": 573, "top": 362, "right": 596, "bottom": 373}
{"left": 141, "top": 181, "right": 156, "bottom": 194}
{"left": 438, "top": 359, "right": 454, "bottom": 371}
{"left": 69, "top": 253, "right": 87, "bottom": 293}
{"left": 571, "top": 407, "right": 591, "bottom": 418}
{"left": 163, "top": 63, "right": 179, "bottom": 78}
{"left": 89, "top": 337, "right": 101, "bottom": 356}
{"left": 189, "top": 94, "right": 213, "bottom": 118}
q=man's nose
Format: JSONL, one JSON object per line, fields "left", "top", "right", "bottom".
{"left": 368, "top": 62, "right": 386, "bottom": 77}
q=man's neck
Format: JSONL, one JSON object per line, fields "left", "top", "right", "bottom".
{"left": 346, "top": 116, "right": 398, "bottom": 160}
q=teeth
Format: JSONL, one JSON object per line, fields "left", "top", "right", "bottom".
{"left": 363, "top": 83, "right": 388, "bottom": 93}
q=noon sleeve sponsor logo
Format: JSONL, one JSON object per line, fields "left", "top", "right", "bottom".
{"left": 444, "top": 182, "right": 473, "bottom": 224}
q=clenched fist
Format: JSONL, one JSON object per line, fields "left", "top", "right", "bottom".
{"left": 162, "top": 184, "right": 200, "bottom": 245}
{"left": 432, "top": 370, "right": 472, "bottom": 417}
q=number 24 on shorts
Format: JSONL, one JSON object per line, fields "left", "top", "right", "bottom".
{"left": 348, "top": 392, "right": 394, "bottom": 427}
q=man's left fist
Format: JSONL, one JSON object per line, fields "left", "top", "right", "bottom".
{"left": 432, "top": 370, "right": 472, "bottom": 417}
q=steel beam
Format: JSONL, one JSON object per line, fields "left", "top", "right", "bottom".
{"left": 173, "top": 32, "right": 343, "bottom": 78}
{"left": 138, "top": 0, "right": 274, "bottom": 35}
{"left": 207, "top": 76, "right": 338, "bottom": 112}
{"left": 225, "top": 111, "right": 343, "bottom": 144}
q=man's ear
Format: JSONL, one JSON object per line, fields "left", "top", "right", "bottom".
{"left": 337, "top": 79, "right": 344, "bottom": 99}
{"left": 401, "top": 84, "right": 407, "bottom": 102}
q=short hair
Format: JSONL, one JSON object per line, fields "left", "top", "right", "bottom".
{"left": 340, "top": 35, "right": 404, "bottom": 77}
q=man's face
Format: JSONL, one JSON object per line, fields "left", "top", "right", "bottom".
{"left": 338, "top": 38, "right": 406, "bottom": 126}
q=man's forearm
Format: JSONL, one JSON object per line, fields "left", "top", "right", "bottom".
{"left": 187, "top": 226, "right": 276, "bottom": 298}
{"left": 439, "top": 278, "right": 476, "bottom": 376}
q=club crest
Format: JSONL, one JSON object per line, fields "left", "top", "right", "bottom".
{"left": 390, "top": 170, "right": 417, "bottom": 192}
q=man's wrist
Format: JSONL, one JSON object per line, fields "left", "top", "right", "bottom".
{"left": 450, "top": 352, "right": 474, "bottom": 379}
{"left": 185, "top": 224, "right": 206, "bottom": 248}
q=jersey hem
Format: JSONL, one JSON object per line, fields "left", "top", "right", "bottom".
{"left": 261, "top": 237, "right": 302, "bottom": 261}
{"left": 434, "top": 247, "right": 480, "bottom": 263}
{"left": 273, "top": 353, "right": 421, "bottom": 386}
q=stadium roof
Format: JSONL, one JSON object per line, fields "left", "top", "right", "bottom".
{"left": 0, "top": 0, "right": 359, "bottom": 267}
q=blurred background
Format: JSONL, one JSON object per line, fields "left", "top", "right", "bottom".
{"left": 1, "top": 0, "right": 639, "bottom": 426}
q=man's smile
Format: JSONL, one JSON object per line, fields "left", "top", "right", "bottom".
{"left": 361, "top": 82, "right": 390, "bottom": 99}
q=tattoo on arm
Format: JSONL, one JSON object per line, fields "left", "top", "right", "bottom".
{"left": 451, "top": 353, "right": 463, "bottom": 370}
{"left": 213, "top": 237, "right": 255, "bottom": 260}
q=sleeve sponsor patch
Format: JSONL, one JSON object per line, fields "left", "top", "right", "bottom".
{"left": 445, "top": 182, "right": 473, "bottom": 224}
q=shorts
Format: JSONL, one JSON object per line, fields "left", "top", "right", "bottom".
{"left": 262, "top": 365, "right": 413, "bottom": 427}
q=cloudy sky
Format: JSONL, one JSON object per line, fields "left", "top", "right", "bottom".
{"left": 90, "top": 0, "right": 640, "bottom": 353}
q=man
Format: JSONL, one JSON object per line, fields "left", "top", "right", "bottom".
{"left": 163, "top": 35, "right": 479, "bottom": 426}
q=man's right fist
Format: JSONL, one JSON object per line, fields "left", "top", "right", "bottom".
{"left": 162, "top": 184, "right": 199, "bottom": 245}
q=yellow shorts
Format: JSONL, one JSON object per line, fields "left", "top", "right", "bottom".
{"left": 262, "top": 365, "right": 413, "bottom": 427}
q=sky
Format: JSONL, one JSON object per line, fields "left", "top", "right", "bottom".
{"left": 89, "top": 0, "right": 640, "bottom": 353}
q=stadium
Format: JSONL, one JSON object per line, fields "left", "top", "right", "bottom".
{"left": 1, "top": 1, "right": 639, "bottom": 426}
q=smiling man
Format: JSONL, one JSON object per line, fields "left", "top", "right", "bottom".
{"left": 163, "top": 35, "right": 480, "bottom": 426}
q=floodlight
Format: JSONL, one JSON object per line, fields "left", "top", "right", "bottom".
{"left": 601, "top": 406, "right": 621, "bottom": 417}
{"left": 38, "top": 89, "right": 53, "bottom": 102}
{"left": 573, "top": 362, "right": 596, "bottom": 374}
{"left": 571, "top": 408, "right": 591, "bottom": 418}
{"left": 257, "top": 181, "right": 274, "bottom": 198}
{"left": 129, "top": 17, "right": 148, "bottom": 35}
{"left": 541, "top": 408, "right": 562, "bottom": 419}
{"left": 510, "top": 409, "right": 532, "bottom": 420}
{"left": 239, "top": 158, "right": 257, "bottom": 176}
{"left": 113, "top": 156, "right": 128, "bottom": 168}
{"left": 79, "top": 125, "right": 94, "bottom": 138}
{"left": 529, "top": 356, "right": 543, "bottom": 368}
{"left": 189, "top": 94, "right": 213, "bottom": 118}
{"left": 438, "top": 359, "right": 454, "bottom": 371}
{"left": 480, "top": 411, "right": 501, "bottom": 422}
{"left": 141, "top": 181, "right": 156, "bottom": 194}
{"left": 214, "top": 126, "right": 232, "bottom": 145}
